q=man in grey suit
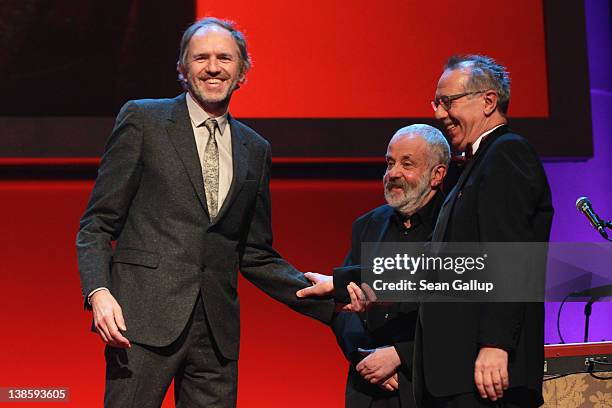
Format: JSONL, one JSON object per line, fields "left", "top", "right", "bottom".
{"left": 77, "top": 17, "right": 334, "bottom": 407}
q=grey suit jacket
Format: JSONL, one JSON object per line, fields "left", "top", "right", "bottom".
{"left": 77, "top": 93, "right": 334, "bottom": 360}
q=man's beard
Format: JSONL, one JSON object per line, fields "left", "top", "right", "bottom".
{"left": 384, "top": 173, "right": 432, "bottom": 216}
{"left": 187, "top": 73, "right": 239, "bottom": 107}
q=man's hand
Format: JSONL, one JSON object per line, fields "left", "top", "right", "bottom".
{"left": 90, "top": 290, "right": 131, "bottom": 348}
{"left": 474, "top": 346, "right": 509, "bottom": 401}
{"left": 343, "top": 282, "right": 378, "bottom": 313}
{"left": 296, "top": 275, "right": 371, "bottom": 313}
{"left": 380, "top": 373, "right": 399, "bottom": 392}
{"left": 295, "top": 272, "right": 376, "bottom": 312}
{"left": 356, "top": 346, "right": 401, "bottom": 384}
{"left": 296, "top": 272, "right": 334, "bottom": 298}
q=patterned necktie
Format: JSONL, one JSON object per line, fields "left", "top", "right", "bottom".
{"left": 203, "top": 118, "right": 219, "bottom": 219}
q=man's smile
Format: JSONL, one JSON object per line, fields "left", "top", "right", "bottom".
{"left": 201, "top": 77, "right": 226, "bottom": 87}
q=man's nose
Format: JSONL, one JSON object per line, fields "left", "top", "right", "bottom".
{"left": 206, "top": 58, "right": 221, "bottom": 74}
{"left": 386, "top": 166, "right": 400, "bottom": 179}
{"left": 433, "top": 104, "right": 447, "bottom": 121}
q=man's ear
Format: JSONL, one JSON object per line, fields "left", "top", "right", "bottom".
{"left": 238, "top": 64, "right": 248, "bottom": 85}
{"left": 483, "top": 90, "right": 499, "bottom": 116}
{"left": 430, "top": 164, "right": 448, "bottom": 188}
{"left": 177, "top": 61, "right": 187, "bottom": 83}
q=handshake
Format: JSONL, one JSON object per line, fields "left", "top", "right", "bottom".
{"left": 296, "top": 271, "right": 371, "bottom": 312}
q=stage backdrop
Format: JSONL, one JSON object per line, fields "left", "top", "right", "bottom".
{"left": 0, "top": 0, "right": 592, "bottom": 158}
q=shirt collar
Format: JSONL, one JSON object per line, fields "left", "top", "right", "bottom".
{"left": 391, "top": 190, "right": 445, "bottom": 231}
{"left": 470, "top": 123, "right": 505, "bottom": 155}
{"left": 186, "top": 92, "right": 229, "bottom": 134}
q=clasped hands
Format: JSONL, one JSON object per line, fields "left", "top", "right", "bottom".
{"left": 357, "top": 346, "right": 401, "bottom": 391}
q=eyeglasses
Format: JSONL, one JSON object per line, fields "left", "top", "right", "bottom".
{"left": 431, "top": 90, "right": 487, "bottom": 111}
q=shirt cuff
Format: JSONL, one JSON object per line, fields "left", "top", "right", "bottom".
{"left": 87, "top": 287, "right": 109, "bottom": 305}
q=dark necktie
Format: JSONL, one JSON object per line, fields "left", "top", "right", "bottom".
{"left": 452, "top": 144, "right": 474, "bottom": 170}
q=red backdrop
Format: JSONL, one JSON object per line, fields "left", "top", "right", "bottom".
{"left": 197, "top": 0, "right": 549, "bottom": 118}
{"left": 0, "top": 179, "right": 383, "bottom": 407}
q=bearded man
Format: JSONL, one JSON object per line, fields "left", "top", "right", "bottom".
{"left": 76, "top": 17, "right": 334, "bottom": 407}
{"left": 330, "top": 124, "right": 449, "bottom": 408}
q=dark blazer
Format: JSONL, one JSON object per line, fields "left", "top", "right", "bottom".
{"left": 77, "top": 93, "right": 334, "bottom": 360}
{"left": 333, "top": 204, "right": 425, "bottom": 408}
{"left": 415, "top": 126, "right": 553, "bottom": 404}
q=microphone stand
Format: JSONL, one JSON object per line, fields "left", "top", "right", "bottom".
{"left": 583, "top": 296, "right": 601, "bottom": 342}
{"left": 602, "top": 219, "right": 612, "bottom": 241}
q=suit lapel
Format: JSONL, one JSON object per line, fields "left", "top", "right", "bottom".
{"left": 366, "top": 207, "right": 403, "bottom": 329}
{"left": 432, "top": 155, "right": 479, "bottom": 242}
{"left": 431, "top": 125, "right": 509, "bottom": 242}
{"left": 359, "top": 205, "right": 394, "bottom": 258}
{"left": 211, "top": 114, "right": 249, "bottom": 224}
{"left": 432, "top": 186, "right": 458, "bottom": 243}
{"left": 166, "top": 94, "right": 209, "bottom": 215}
{"left": 375, "top": 206, "right": 394, "bottom": 252}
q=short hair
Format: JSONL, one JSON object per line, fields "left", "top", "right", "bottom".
{"left": 394, "top": 124, "right": 450, "bottom": 167}
{"left": 444, "top": 54, "right": 511, "bottom": 115}
{"left": 177, "top": 17, "right": 252, "bottom": 85}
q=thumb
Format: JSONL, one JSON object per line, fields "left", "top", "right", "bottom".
{"left": 296, "top": 285, "right": 315, "bottom": 298}
{"left": 114, "top": 307, "right": 127, "bottom": 331}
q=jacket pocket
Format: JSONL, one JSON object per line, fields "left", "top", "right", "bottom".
{"left": 112, "top": 248, "right": 160, "bottom": 268}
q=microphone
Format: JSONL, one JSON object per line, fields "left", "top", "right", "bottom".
{"left": 576, "top": 197, "right": 608, "bottom": 239}
{"left": 569, "top": 284, "right": 612, "bottom": 299}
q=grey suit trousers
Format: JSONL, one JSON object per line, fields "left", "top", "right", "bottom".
{"left": 104, "top": 295, "right": 237, "bottom": 408}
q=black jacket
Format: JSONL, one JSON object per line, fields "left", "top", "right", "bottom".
{"left": 415, "top": 125, "right": 553, "bottom": 404}
{"left": 333, "top": 192, "right": 443, "bottom": 408}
